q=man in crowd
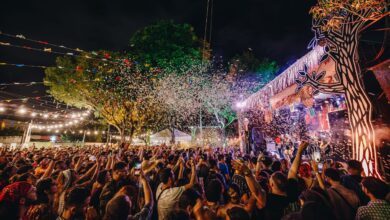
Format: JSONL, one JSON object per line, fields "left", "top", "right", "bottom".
{"left": 57, "top": 187, "right": 91, "bottom": 220}
{"left": 156, "top": 159, "right": 196, "bottom": 220}
{"left": 340, "top": 160, "right": 369, "bottom": 205}
{"left": 99, "top": 161, "right": 128, "bottom": 214}
{"left": 356, "top": 177, "right": 390, "bottom": 220}
{"left": 313, "top": 165, "right": 360, "bottom": 220}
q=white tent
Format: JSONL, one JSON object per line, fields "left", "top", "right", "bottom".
{"left": 150, "top": 129, "right": 192, "bottom": 145}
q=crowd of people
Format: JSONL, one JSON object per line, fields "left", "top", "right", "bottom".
{"left": 0, "top": 142, "right": 389, "bottom": 220}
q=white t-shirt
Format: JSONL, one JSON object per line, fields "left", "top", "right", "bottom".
{"left": 156, "top": 183, "right": 185, "bottom": 220}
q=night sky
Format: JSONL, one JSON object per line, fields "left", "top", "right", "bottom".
{"left": 0, "top": 0, "right": 316, "bottom": 98}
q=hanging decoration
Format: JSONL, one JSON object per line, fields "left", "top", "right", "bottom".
{"left": 0, "top": 40, "right": 118, "bottom": 63}
{"left": 0, "top": 31, "right": 118, "bottom": 62}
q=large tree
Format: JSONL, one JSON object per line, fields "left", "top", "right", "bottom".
{"left": 295, "top": 0, "right": 388, "bottom": 177}
{"left": 45, "top": 53, "right": 158, "bottom": 143}
{"left": 129, "top": 20, "right": 203, "bottom": 73}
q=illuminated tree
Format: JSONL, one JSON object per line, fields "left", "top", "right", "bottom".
{"left": 296, "top": 0, "right": 388, "bottom": 176}
{"left": 99, "top": 61, "right": 160, "bottom": 143}
{"left": 45, "top": 53, "right": 159, "bottom": 143}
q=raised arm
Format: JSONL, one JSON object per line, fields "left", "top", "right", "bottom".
{"left": 288, "top": 141, "right": 309, "bottom": 179}
{"left": 142, "top": 159, "right": 162, "bottom": 175}
{"left": 76, "top": 163, "right": 97, "bottom": 184}
{"left": 140, "top": 170, "right": 153, "bottom": 208}
{"left": 39, "top": 159, "right": 54, "bottom": 180}
{"left": 311, "top": 160, "right": 326, "bottom": 190}
{"left": 74, "top": 156, "right": 84, "bottom": 172}
{"left": 184, "top": 160, "right": 196, "bottom": 190}
{"left": 232, "top": 160, "right": 266, "bottom": 208}
{"left": 105, "top": 155, "right": 112, "bottom": 170}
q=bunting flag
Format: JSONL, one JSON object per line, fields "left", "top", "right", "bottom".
{"left": 0, "top": 40, "right": 117, "bottom": 63}
{"left": 0, "top": 31, "right": 128, "bottom": 64}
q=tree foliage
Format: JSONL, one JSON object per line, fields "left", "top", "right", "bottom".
{"left": 45, "top": 52, "right": 162, "bottom": 142}
{"left": 230, "top": 51, "right": 279, "bottom": 92}
{"left": 129, "top": 20, "right": 203, "bottom": 73}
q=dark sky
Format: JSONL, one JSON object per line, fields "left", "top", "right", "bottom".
{"left": 0, "top": 0, "right": 316, "bottom": 97}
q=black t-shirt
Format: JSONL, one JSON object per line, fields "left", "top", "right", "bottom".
{"left": 340, "top": 174, "right": 369, "bottom": 205}
{"left": 252, "top": 178, "right": 300, "bottom": 220}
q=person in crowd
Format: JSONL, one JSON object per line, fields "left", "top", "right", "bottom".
{"left": 56, "top": 187, "right": 92, "bottom": 220}
{"left": 356, "top": 177, "right": 390, "bottom": 220}
{"left": 26, "top": 178, "right": 58, "bottom": 220}
{"left": 313, "top": 165, "right": 360, "bottom": 220}
{"left": 340, "top": 160, "right": 369, "bottom": 205}
{"left": 204, "top": 179, "right": 223, "bottom": 213}
{"left": 217, "top": 183, "right": 255, "bottom": 219}
{"left": 90, "top": 170, "right": 111, "bottom": 211}
{"left": 231, "top": 159, "right": 250, "bottom": 203}
{"left": 99, "top": 161, "right": 128, "bottom": 214}
{"left": 156, "top": 159, "right": 196, "bottom": 220}
{"left": 0, "top": 181, "right": 37, "bottom": 220}
{"left": 280, "top": 159, "right": 289, "bottom": 175}
{"left": 104, "top": 169, "right": 153, "bottom": 220}
{"left": 179, "top": 188, "right": 215, "bottom": 220}
{"left": 226, "top": 207, "right": 250, "bottom": 220}
{"left": 284, "top": 188, "right": 337, "bottom": 220}
{"left": 0, "top": 165, "right": 17, "bottom": 190}
{"left": 206, "top": 159, "right": 227, "bottom": 190}
{"left": 218, "top": 154, "right": 230, "bottom": 182}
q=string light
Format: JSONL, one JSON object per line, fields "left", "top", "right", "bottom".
{"left": 17, "top": 107, "right": 27, "bottom": 115}
{"left": 31, "top": 112, "right": 37, "bottom": 117}
{"left": 0, "top": 107, "right": 5, "bottom": 112}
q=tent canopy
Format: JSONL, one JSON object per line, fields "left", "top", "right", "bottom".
{"left": 150, "top": 129, "right": 192, "bottom": 144}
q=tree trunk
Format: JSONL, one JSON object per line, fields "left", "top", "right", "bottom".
{"left": 333, "top": 38, "right": 380, "bottom": 177}
{"left": 221, "top": 126, "right": 226, "bottom": 148}
{"left": 119, "top": 128, "right": 126, "bottom": 145}
{"left": 169, "top": 127, "right": 175, "bottom": 144}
